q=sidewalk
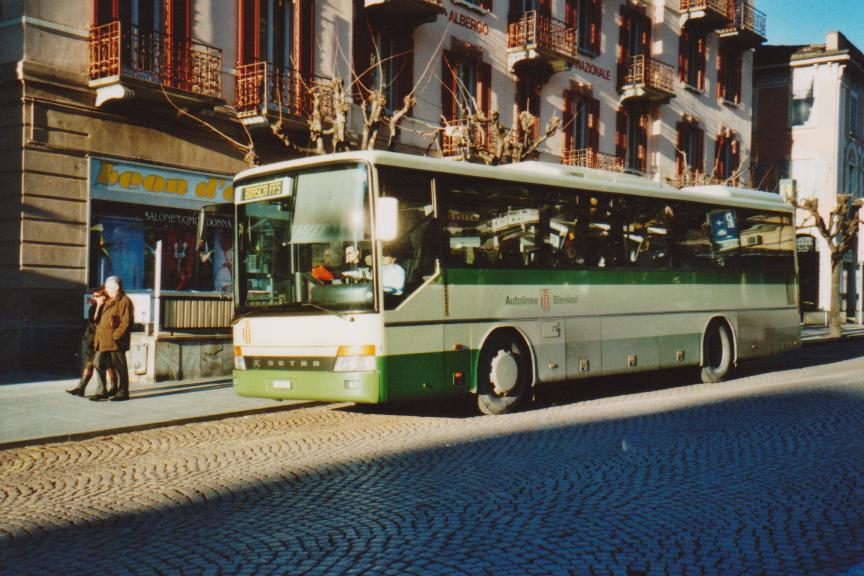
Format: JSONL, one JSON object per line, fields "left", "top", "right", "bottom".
{"left": 0, "top": 373, "right": 314, "bottom": 449}
{"left": 800, "top": 322, "right": 864, "bottom": 342}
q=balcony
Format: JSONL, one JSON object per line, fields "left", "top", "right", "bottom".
{"left": 88, "top": 21, "right": 222, "bottom": 107}
{"left": 679, "top": 0, "right": 730, "bottom": 30}
{"left": 440, "top": 118, "right": 495, "bottom": 160}
{"left": 235, "top": 61, "right": 334, "bottom": 129}
{"left": 363, "top": 0, "right": 445, "bottom": 24}
{"left": 562, "top": 148, "right": 624, "bottom": 172}
{"left": 718, "top": 1, "right": 766, "bottom": 49}
{"left": 507, "top": 11, "right": 578, "bottom": 75}
{"left": 619, "top": 55, "right": 675, "bottom": 104}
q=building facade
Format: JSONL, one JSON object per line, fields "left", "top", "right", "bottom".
{"left": 753, "top": 32, "right": 864, "bottom": 323}
{"left": 0, "top": 0, "right": 764, "bottom": 374}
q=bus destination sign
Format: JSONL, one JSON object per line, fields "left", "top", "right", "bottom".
{"left": 241, "top": 179, "right": 290, "bottom": 201}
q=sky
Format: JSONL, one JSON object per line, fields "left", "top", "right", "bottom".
{"left": 759, "top": 0, "right": 864, "bottom": 48}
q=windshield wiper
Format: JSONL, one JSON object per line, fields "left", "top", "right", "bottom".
{"left": 301, "top": 302, "right": 355, "bottom": 322}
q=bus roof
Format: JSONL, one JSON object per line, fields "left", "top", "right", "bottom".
{"left": 234, "top": 151, "right": 792, "bottom": 213}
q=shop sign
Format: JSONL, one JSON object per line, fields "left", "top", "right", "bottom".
{"left": 448, "top": 10, "right": 490, "bottom": 36}
{"left": 91, "top": 158, "right": 234, "bottom": 209}
{"left": 573, "top": 60, "right": 612, "bottom": 82}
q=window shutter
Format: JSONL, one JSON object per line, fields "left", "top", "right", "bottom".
{"left": 352, "top": 3, "right": 373, "bottom": 101}
{"left": 617, "top": 10, "right": 631, "bottom": 88}
{"left": 298, "top": 0, "right": 315, "bottom": 78}
{"left": 714, "top": 133, "right": 726, "bottom": 179}
{"left": 478, "top": 61, "right": 492, "bottom": 115}
{"left": 563, "top": 91, "right": 574, "bottom": 153}
{"left": 166, "top": 0, "right": 190, "bottom": 38}
{"left": 441, "top": 52, "right": 456, "bottom": 121}
{"left": 565, "top": 0, "right": 577, "bottom": 29}
{"left": 93, "top": 0, "right": 118, "bottom": 25}
{"left": 730, "top": 136, "right": 740, "bottom": 182}
{"left": 395, "top": 32, "right": 415, "bottom": 111}
{"left": 238, "top": 0, "right": 258, "bottom": 65}
{"left": 589, "top": 97, "right": 600, "bottom": 153}
{"left": 678, "top": 30, "right": 687, "bottom": 83}
{"left": 697, "top": 33, "right": 706, "bottom": 90}
{"left": 638, "top": 110, "right": 648, "bottom": 171}
{"left": 732, "top": 51, "right": 742, "bottom": 104}
{"left": 695, "top": 126, "right": 705, "bottom": 173}
{"left": 640, "top": 13, "right": 651, "bottom": 57}
{"left": 676, "top": 122, "right": 685, "bottom": 176}
{"left": 590, "top": 0, "right": 601, "bottom": 53}
{"left": 717, "top": 49, "right": 726, "bottom": 101}
{"left": 616, "top": 108, "right": 627, "bottom": 161}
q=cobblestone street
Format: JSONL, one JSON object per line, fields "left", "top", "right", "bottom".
{"left": 2, "top": 342, "right": 864, "bottom": 575}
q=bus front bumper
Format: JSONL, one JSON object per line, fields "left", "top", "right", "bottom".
{"left": 233, "top": 369, "right": 380, "bottom": 403}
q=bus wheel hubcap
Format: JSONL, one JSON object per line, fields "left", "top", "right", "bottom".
{"left": 489, "top": 350, "right": 519, "bottom": 396}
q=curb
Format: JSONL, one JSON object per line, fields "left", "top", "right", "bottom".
{"left": 0, "top": 400, "right": 328, "bottom": 451}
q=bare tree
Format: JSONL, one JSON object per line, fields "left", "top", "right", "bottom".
{"left": 785, "top": 190, "right": 864, "bottom": 339}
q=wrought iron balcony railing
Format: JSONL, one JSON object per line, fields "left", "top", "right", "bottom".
{"left": 507, "top": 10, "right": 578, "bottom": 61}
{"left": 722, "top": 0, "right": 767, "bottom": 38}
{"left": 88, "top": 21, "right": 222, "bottom": 98}
{"left": 235, "top": 60, "right": 334, "bottom": 120}
{"left": 562, "top": 148, "right": 624, "bottom": 172}
{"left": 441, "top": 117, "right": 495, "bottom": 159}
{"left": 621, "top": 55, "right": 675, "bottom": 100}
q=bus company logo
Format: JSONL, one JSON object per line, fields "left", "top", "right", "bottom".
{"left": 540, "top": 289, "right": 551, "bottom": 313}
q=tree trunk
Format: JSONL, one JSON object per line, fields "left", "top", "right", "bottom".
{"left": 829, "top": 260, "right": 844, "bottom": 339}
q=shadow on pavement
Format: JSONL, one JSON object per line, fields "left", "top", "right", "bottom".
{"left": 2, "top": 383, "right": 864, "bottom": 575}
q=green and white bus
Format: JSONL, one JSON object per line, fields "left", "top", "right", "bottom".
{"left": 230, "top": 151, "right": 800, "bottom": 414}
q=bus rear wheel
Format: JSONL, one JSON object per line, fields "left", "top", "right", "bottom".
{"left": 701, "top": 322, "right": 733, "bottom": 383}
{"left": 476, "top": 332, "right": 532, "bottom": 415}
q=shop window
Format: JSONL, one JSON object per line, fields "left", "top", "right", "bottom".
{"left": 89, "top": 201, "right": 234, "bottom": 293}
{"left": 718, "top": 48, "right": 742, "bottom": 105}
{"left": 616, "top": 106, "right": 648, "bottom": 172}
{"left": 678, "top": 27, "right": 706, "bottom": 91}
{"left": 676, "top": 118, "right": 704, "bottom": 177}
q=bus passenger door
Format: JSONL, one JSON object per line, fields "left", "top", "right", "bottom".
{"left": 537, "top": 319, "right": 566, "bottom": 383}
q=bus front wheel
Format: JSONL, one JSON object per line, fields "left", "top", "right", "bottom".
{"left": 701, "top": 322, "right": 733, "bottom": 383}
{"left": 476, "top": 332, "right": 532, "bottom": 415}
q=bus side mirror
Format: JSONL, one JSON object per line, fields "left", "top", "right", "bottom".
{"left": 197, "top": 203, "right": 234, "bottom": 247}
{"left": 376, "top": 197, "right": 398, "bottom": 241}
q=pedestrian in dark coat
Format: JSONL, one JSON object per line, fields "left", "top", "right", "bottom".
{"left": 66, "top": 289, "right": 107, "bottom": 397}
{"left": 90, "top": 276, "right": 134, "bottom": 402}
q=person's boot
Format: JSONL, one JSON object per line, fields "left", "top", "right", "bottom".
{"left": 90, "top": 371, "right": 114, "bottom": 401}
{"left": 66, "top": 369, "right": 91, "bottom": 397}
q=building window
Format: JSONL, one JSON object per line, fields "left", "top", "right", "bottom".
{"left": 718, "top": 48, "right": 742, "bottom": 105}
{"left": 848, "top": 91, "right": 859, "bottom": 137}
{"left": 616, "top": 106, "right": 648, "bottom": 172}
{"left": 441, "top": 50, "right": 491, "bottom": 121}
{"left": 239, "top": 0, "right": 313, "bottom": 73}
{"left": 353, "top": 6, "right": 414, "bottom": 112}
{"left": 565, "top": 0, "right": 601, "bottom": 55}
{"left": 678, "top": 27, "right": 706, "bottom": 91}
{"left": 563, "top": 91, "right": 599, "bottom": 155}
{"left": 617, "top": 6, "right": 651, "bottom": 87}
{"left": 676, "top": 118, "right": 704, "bottom": 177}
{"left": 715, "top": 131, "right": 740, "bottom": 183}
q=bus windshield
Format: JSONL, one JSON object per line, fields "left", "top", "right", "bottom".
{"left": 236, "top": 164, "right": 375, "bottom": 313}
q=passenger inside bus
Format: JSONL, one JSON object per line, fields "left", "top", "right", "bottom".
{"left": 311, "top": 249, "right": 336, "bottom": 283}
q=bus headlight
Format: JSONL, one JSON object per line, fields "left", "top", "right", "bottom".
{"left": 234, "top": 346, "right": 246, "bottom": 370}
{"left": 334, "top": 345, "right": 376, "bottom": 372}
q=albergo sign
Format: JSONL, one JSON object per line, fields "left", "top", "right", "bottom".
{"left": 448, "top": 10, "right": 489, "bottom": 36}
